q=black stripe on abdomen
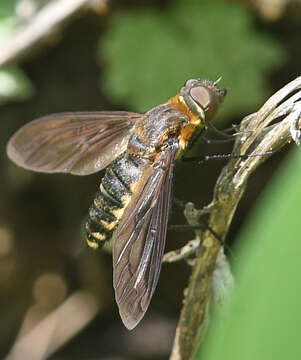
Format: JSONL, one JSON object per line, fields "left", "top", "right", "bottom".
{"left": 85, "top": 152, "right": 148, "bottom": 249}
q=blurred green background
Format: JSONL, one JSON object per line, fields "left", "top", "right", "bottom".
{"left": 0, "top": 0, "right": 300, "bottom": 359}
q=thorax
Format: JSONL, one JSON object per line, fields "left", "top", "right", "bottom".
{"left": 128, "top": 98, "right": 202, "bottom": 159}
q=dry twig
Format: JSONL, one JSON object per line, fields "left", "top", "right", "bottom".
{"left": 0, "top": 0, "right": 107, "bottom": 67}
{"left": 5, "top": 290, "right": 100, "bottom": 360}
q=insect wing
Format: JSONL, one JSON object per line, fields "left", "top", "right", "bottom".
{"left": 113, "top": 140, "right": 178, "bottom": 329}
{"left": 7, "top": 111, "right": 142, "bottom": 175}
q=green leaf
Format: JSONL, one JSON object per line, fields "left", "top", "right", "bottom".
{"left": 0, "top": 1, "right": 34, "bottom": 104}
{"left": 0, "top": 65, "right": 34, "bottom": 104}
{"left": 98, "top": 0, "right": 285, "bottom": 118}
{"left": 0, "top": 0, "right": 15, "bottom": 18}
{"left": 198, "top": 147, "right": 301, "bottom": 359}
{"left": 0, "top": 0, "right": 18, "bottom": 43}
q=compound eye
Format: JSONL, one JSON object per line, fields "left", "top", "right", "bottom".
{"left": 184, "top": 79, "right": 197, "bottom": 87}
{"left": 190, "top": 86, "right": 211, "bottom": 110}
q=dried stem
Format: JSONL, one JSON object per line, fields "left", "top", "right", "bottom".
{"left": 170, "top": 76, "right": 301, "bottom": 360}
{"left": 0, "top": 0, "right": 107, "bottom": 67}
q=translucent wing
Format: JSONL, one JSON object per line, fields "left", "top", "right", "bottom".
{"left": 7, "top": 111, "right": 142, "bottom": 175}
{"left": 113, "top": 140, "right": 178, "bottom": 329}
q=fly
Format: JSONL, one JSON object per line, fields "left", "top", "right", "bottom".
{"left": 7, "top": 78, "right": 226, "bottom": 329}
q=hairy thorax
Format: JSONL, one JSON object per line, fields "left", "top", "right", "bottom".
{"left": 127, "top": 104, "right": 190, "bottom": 158}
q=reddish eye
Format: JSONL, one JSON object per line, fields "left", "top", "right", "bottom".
{"left": 190, "top": 86, "right": 211, "bottom": 109}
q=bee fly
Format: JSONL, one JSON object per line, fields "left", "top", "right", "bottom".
{"left": 7, "top": 78, "right": 226, "bottom": 329}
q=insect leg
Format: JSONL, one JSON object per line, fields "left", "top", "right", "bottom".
{"left": 182, "top": 151, "right": 276, "bottom": 164}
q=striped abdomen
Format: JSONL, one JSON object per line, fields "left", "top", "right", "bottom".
{"left": 85, "top": 151, "right": 149, "bottom": 249}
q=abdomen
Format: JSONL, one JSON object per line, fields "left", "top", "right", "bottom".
{"left": 85, "top": 151, "right": 149, "bottom": 249}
